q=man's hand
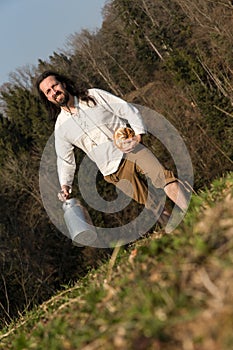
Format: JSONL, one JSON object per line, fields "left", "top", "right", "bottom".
{"left": 58, "top": 185, "right": 71, "bottom": 202}
{"left": 121, "top": 134, "right": 141, "bottom": 153}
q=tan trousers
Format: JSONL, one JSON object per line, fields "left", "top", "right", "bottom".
{"left": 104, "top": 144, "right": 176, "bottom": 213}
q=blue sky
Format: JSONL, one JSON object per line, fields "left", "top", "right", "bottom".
{"left": 0, "top": 0, "right": 106, "bottom": 86}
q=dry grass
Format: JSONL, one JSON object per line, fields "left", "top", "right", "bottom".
{"left": 0, "top": 173, "right": 232, "bottom": 350}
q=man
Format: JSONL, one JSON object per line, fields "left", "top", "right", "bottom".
{"left": 36, "top": 70, "right": 188, "bottom": 228}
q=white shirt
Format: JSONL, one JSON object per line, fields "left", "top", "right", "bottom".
{"left": 54, "top": 88, "right": 147, "bottom": 187}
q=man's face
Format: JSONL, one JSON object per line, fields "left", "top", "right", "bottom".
{"left": 39, "top": 75, "right": 69, "bottom": 106}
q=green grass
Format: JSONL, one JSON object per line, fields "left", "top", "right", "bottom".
{"left": 0, "top": 172, "right": 232, "bottom": 350}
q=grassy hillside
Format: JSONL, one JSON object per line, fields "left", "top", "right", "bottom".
{"left": 0, "top": 172, "right": 232, "bottom": 350}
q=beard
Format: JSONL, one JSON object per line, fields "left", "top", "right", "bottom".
{"left": 54, "top": 90, "right": 69, "bottom": 107}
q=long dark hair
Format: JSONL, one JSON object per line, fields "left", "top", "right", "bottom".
{"left": 35, "top": 70, "right": 96, "bottom": 120}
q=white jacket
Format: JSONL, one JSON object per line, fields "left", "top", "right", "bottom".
{"left": 55, "top": 88, "right": 146, "bottom": 187}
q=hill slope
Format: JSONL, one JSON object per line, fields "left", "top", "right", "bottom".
{"left": 0, "top": 173, "right": 232, "bottom": 350}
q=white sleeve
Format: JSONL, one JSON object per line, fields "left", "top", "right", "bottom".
{"left": 90, "top": 88, "right": 147, "bottom": 135}
{"left": 55, "top": 132, "right": 76, "bottom": 187}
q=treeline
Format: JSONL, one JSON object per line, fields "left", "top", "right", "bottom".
{"left": 0, "top": 0, "right": 232, "bottom": 327}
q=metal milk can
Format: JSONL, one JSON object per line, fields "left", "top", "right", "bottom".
{"left": 62, "top": 198, "right": 97, "bottom": 246}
